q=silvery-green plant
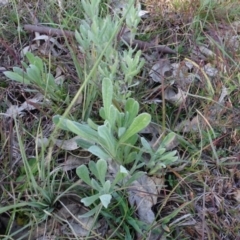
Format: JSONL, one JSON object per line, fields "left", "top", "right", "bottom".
{"left": 141, "top": 133, "right": 178, "bottom": 175}
{"left": 53, "top": 78, "right": 179, "bottom": 209}
{"left": 53, "top": 77, "right": 151, "bottom": 166}
{"left": 53, "top": 77, "right": 150, "bottom": 208}
{"left": 4, "top": 52, "right": 64, "bottom": 101}
{"left": 76, "top": 159, "right": 129, "bottom": 208}
{"left": 75, "top": 0, "right": 144, "bottom": 103}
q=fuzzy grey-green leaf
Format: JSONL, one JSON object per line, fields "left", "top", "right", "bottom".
{"left": 88, "top": 145, "right": 110, "bottom": 160}
{"left": 81, "top": 194, "right": 100, "bottom": 207}
{"left": 76, "top": 165, "right": 91, "bottom": 186}
{"left": 4, "top": 71, "right": 30, "bottom": 84}
{"left": 96, "top": 159, "right": 107, "bottom": 185}
{"left": 102, "top": 78, "right": 113, "bottom": 120}
{"left": 119, "top": 113, "right": 151, "bottom": 143}
{"left": 99, "top": 194, "right": 112, "bottom": 208}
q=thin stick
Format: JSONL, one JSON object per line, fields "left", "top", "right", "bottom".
{"left": 23, "top": 24, "right": 75, "bottom": 37}
{"left": 23, "top": 24, "right": 176, "bottom": 54}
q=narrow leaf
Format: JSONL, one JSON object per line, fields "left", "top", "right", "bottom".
{"left": 141, "top": 137, "right": 152, "bottom": 151}
{"left": 81, "top": 194, "right": 100, "bottom": 207}
{"left": 75, "top": 138, "right": 93, "bottom": 149}
{"left": 125, "top": 171, "right": 145, "bottom": 186}
{"left": 160, "top": 132, "right": 176, "bottom": 149}
{"left": 125, "top": 98, "right": 139, "bottom": 125}
{"left": 4, "top": 71, "right": 30, "bottom": 84}
{"left": 88, "top": 145, "right": 110, "bottom": 160}
{"left": 27, "top": 65, "right": 41, "bottom": 84}
{"left": 125, "top": 151, "right": 137, "bottom": 164}
{"left": 160, "top": 150, "right": 177, "bottom": 161}
{"left": 103, "top": 180, "right": 111, "bottom": 192}
{"left": 89, "top": 161, "right": 99, "bottom": 180}
{"left": 26, "top": 52, "right": 35, "bottom": 63}
{"left": 96, "top": 159, "right": 107, "bottom": 185}
{"left": 98, "top": 125, "right": 116, "bottom": 156}
{"left": 109, "top": 105, "right": 117, "bottom": 127}
{"left": 87, "top": 118, "right": 99, "bottom": 130}
{"left": 102, "top": 78, "right": 113, "bottom": 120}
{"left": 119, "top": 113, "right": 151, "bottom": 143}
{"left": 91, "top": 179, "right": 102, "bottom": 191}
{"left": 156, "top": 148, "right": 166, "bottom": 156}
{"left": 53, "top": 115, "right": 98, "bottom": 143}
{"left": 12, "top": 67, "right": 25, "bottom": 76}
{"left": 99, "top": 194, "right": 112, "bottom": 208}
{"left": 34, "top": 56, "right": 44, "bottom": 73}
{"left": 111, "top": 167, "right": 128, "bottom": 186}
{"left": 99, "top": 107, "right": 106, "bottom": 120}
{"left": 76, "top": 165, "right": 91, "bottom": 185}
{"left": 78, "top": 205, "right": 101, "bottom": 218}
{"left": 118, "top": 127, "right": 126, "bottom": 138}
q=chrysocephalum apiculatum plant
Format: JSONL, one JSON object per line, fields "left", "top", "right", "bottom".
{"left": 54, "top": 76, "right": 151, "bottom": 208}
{"left": 53, "top": 0, "right": 178, "bottom": 211}
{"left": 75, "top": 0, "right": 144, "bottom": 109}
{"left": 54, "top": 77, "right": 178, "bottom": 209}
{"left": 4, "top": 52, "right": 65, "bottom": 102}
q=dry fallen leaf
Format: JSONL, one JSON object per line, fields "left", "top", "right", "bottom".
{"left": 5, "top": 105, "right": 24, "bottom": 118}
{"left": 0, "top": 0, "right": 9, "bottom": 5}
{"left": 140, "top": 123, "right": 163, "bottom": 148}
{"left": 199, "top": 45, "right": 216, "bottom": 58}
{"left": 54, "top": 136, "right": 82, "bottom": 150}
{"left": 61, "top": 155, "right": 90, "bottom": 171}
{"left": 128, "top": 174, "right": 157, "bottom": 224}
{"left": 174, "top": 115, "right": 204, "bottom": 133}
{"left": 128, "top": 174, "right": 163, "bottom": 240}
{"left": 54, "top": 66, "right": 66, "bottom": 85}
{"left": 164, "top": 86, "right": 187, "bottom": 106}
{"left": 59, "top": 203, "right": 101, "bottom": 237}
{"left": 203, "top": 63, "right": 218, "bottom": 77}
{"left": 37, "top": 135, "right": 92, "bottom": 150}
{"left": 4, "top": 93, "right": 44, "bottom": 118}
{"left": 0, "top": 66, "right": 6, "bottom": 71}
{"left": 138, "top": 10, "right": 149, "bottom": 18}
{"left": 21, "top": 44, "right": 39, "bottom": 57}
{"left": 149, "top": 59, "right": 173, "bottom": 83}
{"left": 171, "top": 60, "right": 201, "bottom": 87}
{"left": 32, "top": 202, "right": 102, "bottom": 238}
{"left": 218, "top": 85, "right": 228, "bottom": 104}
{"left": 151, "top": 175, "right": 165, "bottom": 194}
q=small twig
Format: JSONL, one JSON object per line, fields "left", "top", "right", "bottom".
{"left": 23, "top": 24, "right": 75, "bottom": 37}
{"left": 23, "top": 24, "right": 176, "bottom": 54}
{"left": 121, "top": 37, "right": 177, "bottom": 54}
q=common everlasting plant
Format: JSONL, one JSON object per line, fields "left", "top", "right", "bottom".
{"left": 75, "top": 0, "right": 144, "bottom": 104}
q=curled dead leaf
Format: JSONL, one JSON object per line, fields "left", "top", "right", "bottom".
{"left": 174, "top": 116, "right": 204, "bottom": 133}
{"left": 203, "top": 63, "right": 218, "bottom": 77}
{"left": 128, "top": 174, "right": 157, "bottom": 224}
{"left": 149, "top": 59, "right": 173, "bottom": 83}
{"left": 37, "top": 136, "right": 92, "bottom": 150}
{"left": 54, "top": 136, "right": 81, "bottom": 150}
{"left": 59, "top": 203, "right": 101, "bottom": 237}
{"left": 61, "top": 155, "right": 90, "bottom": 171}
{"left": 164, "top": 86, "right": 187, "bottom": 106}
{"left": 4, "top": 93, "right": 44, "bottom": 118}
{"left": 199, "top": 46, "right": 216, "bottom": 58}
